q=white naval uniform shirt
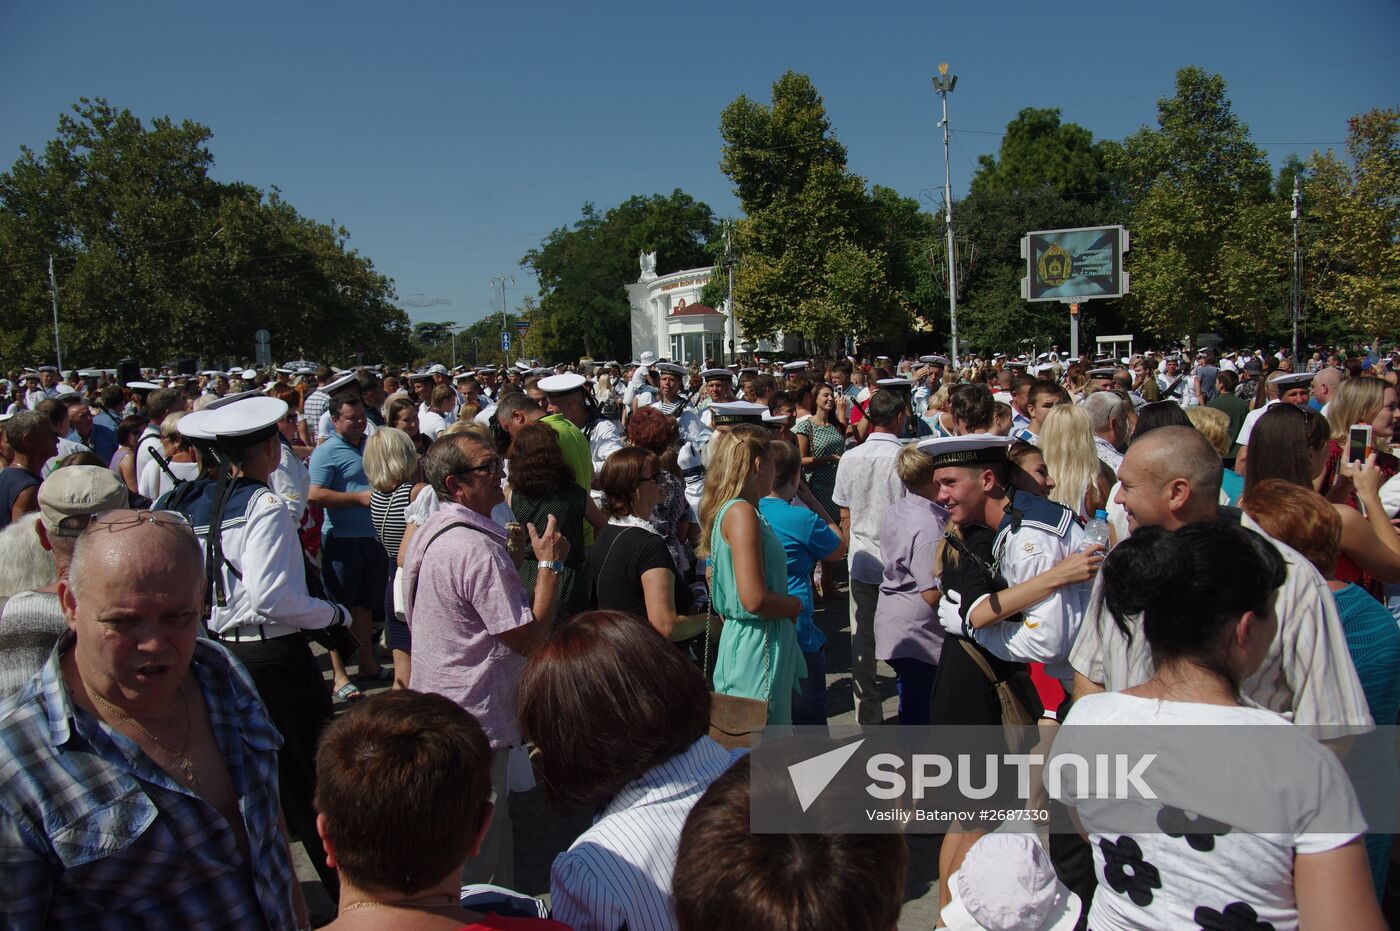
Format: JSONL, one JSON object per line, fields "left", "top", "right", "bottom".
{"left": 270, "top": 441, "right": 312, "bottom": 522}
{"left": 199, "top": 484, "right": 346, "bottom": 637}
{"left": 583, "top": 416, "right": 624, "bottom": 475}
{"left": 134, "top": 425, "right": 165, "bottom": 489}
{"left": 967, "top": 496, "right": 1088, "bottom": 683}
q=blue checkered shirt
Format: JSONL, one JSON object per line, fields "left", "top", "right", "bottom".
{"left": 0, "top": 633, "right": 296, "bottom": 930}
{"left": 302, "top": 389, "right": 331, "bottom": 444}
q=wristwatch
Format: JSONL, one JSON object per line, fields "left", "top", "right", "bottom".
{"left": 537, "top": 560, "right": 565, "bottom": 574}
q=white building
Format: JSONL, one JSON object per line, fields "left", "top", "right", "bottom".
{"left": 626, "top": 251, "right": 786, "bottom": 364}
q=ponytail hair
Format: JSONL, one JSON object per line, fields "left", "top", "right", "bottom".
{"left": 1100, "top": 521, "right": 1285, "bottom": 693}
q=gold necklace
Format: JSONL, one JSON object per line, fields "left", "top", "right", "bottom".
{"left": 88, "top": 682, "right": 198, "bottom": 788}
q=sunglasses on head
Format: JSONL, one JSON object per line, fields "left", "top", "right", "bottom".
{"left": 57, "top": 509, "right": 189, "bottom": 539}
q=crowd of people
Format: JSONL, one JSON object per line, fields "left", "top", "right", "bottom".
{"left": 0, "top": 341, "right": 1397, "bottom": 929}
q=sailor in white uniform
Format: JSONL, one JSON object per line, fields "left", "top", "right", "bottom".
{"left": 926, "top": 435, "right": 1092, "bottom": 701}
{"left": 697, "top": 368, "right": 737, "bottom": 427}
{"left": 538, "top": 372, "right": 623, "bottom": 475}
{"left": 154, "top": 394, "right": 352, "bottom": 894}
{"left": 687, "top": 401, "right": 769, "bottom": 515}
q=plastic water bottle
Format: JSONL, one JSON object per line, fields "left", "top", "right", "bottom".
{"left": 1082, "top": 510, "right": 1110, "bottom": 551}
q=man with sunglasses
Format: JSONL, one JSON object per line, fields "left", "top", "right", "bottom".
{"left": 400, "top": 431, "right": 569, "bottom": 887}
{"left": 0, "top": 511, "right": 304, "bottom": 929}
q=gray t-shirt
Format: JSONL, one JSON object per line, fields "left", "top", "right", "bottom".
{"left": 0, "top": 591, "right": 65, "bottom": 696}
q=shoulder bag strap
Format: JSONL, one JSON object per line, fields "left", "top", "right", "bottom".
{"left": 957, "top": 637, "right": 1002, "bottom": 684}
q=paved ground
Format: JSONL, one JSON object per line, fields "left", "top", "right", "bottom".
{"left": 294, "top": 582, "right": 947, "bottom": 928}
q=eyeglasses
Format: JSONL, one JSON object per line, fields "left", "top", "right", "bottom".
{"left": 639, "top": 473, "right": 660, "bottom": 485}
{"left": 60, "top": 509, "right": 190, "bottom": 539}
{"left": 453, "top": 457, "right": 503, "bottom": 479}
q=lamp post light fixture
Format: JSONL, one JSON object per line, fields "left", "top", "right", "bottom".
{"left": 932, "top": 62, "right": 960, "bottom": 364}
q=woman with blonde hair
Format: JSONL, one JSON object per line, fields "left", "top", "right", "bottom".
{"left": 698, "top": 430, "right": 804, "bottom": 725}
{"left": 136, "top": 411, "right": 202, "bottom": 502}
{"left": 922, "top": 384, "right": 956, "bottom": 438}
{"left": 1322, "top": 376, "right": 1398, "bottom": 502}
{"left": 1187, "top": 405, "right": 1243, "bottom": 503}
{"left": 1038, "top": 403, "right": 1112, "bottom": 519}
{"left": 364, "top": 426, "right": 429, "bottom": 689}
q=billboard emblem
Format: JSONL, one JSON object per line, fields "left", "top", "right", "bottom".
{"left": 1021, "top": 225, "right": 1130, "bottom": 303}
{"left": 1037, "top": 243, "right": 1073, "bottom": 288}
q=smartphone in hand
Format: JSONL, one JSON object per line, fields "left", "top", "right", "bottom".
{"left": 1348, "top": 423, "right": 1373, "bottom": 466}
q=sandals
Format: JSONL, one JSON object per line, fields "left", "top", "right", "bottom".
{"left": 333, "top": 681, "right": 365, "bottom": 703}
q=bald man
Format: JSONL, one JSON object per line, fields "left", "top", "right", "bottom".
{"left": 0, "top": 512, "right": 304, "bottom": 929}
{"left": 1310, "top": 366, "right": 1343, "bottom": 414}
{"left": 1070, "top": 426, "right": 1370, "bottom": 731}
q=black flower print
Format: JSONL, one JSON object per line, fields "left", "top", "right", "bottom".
{"left": 1157, "top": 805, "right": 1232, "bottom": 852}
{"left": 1194, "top": 900, "right": 1275, "bottom": 931}
{"left": 1099, "top": 835, "right": 1162, "bottom": 907}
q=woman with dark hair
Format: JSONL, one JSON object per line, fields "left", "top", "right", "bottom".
{"left": 793, "top": 384, "right": 845, "bottom": 526}
{"left": 586, "top": 446, "right": 694, "bottom": 637}
{"left": 518, "top": 611, "right": 735, "bottom": 931}
{"left": 387, "top": 396, "right": 432, "bottom": 456}
{"left": 1128, "top": 400, "right": 1191, "bottom": 443}
{"left": 110, "top": 414, "right": 148, "bottom": 495}
{"left": 506, "top": 423, "right": 602, "bottom": 620}
{"left": 673, "top": 755, "right": 907, "bottom": 931}
{"left": 625, "top": 406, "right": 694, "bottom": 578}
{"left": 1056, "top": 521, "right": 1381, "bottom": 931}
{"left": 1244, "top": 403, "right": 1400, "bottom": 594}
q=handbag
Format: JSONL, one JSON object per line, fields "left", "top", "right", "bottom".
{"left": 701, "top": 507, "right": 774, "bottom": 750}
{"left": 957, "top": 638, "right": 1040, "bottom": 754}
{"left": 702, "top": 612, "right": 770, "bottom": 750}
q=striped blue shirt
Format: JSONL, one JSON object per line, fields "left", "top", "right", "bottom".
{"left": 0, "top": 633, "right": 296, "bottom": 930}
{"left": 550, "top": 737, "right": 739, "bottom": 931}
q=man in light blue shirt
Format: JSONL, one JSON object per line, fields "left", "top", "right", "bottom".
{"left": 309, "top": 393, "right": 388, "bottom": 696}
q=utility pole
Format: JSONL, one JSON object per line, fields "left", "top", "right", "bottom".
{"left": 1291, "top": 176, "right": 1302, "bottom": 362}
{"left": 47, "top": 255, "right": 64, "bottom": 373}
{"left": 491, "top": 273, "right": 515, "bottom": 367}
{"left": 932, "top": 63, "right": 959, "bottom": 364}
{"left": 725, "top": 220, "right": 736, "bottom": 366}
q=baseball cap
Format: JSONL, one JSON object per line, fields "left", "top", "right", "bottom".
{"left": 39, "top": 466, "right": 129, "bottom": 537}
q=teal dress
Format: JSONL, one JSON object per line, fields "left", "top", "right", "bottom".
{"left": 710, "top": 498, "right": 805, "bottom": 725}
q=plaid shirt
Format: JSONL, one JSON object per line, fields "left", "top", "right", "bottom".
{"left": 0, "top": 633, "right": 296, "bottom": 930}
{"left": 302, "top": 388, "right": 331, "bottom": 444}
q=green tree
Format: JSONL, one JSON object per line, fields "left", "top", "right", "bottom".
{"left": 1111, "top": 67, "right": 1284, "bottom": 345}
{"left": 1306, "top": 108, "right": 1400, "bottom": 349}
{"left": 719, "top": 72, "right": 913, "bottom": 348}
{"left": 521, "top": 191, "right": 716, "bottom": 361}
{"left": 0, "top": 98, "right": 412, "bottom": 369}
{"left": 947, "top": 109, "right": 1125, "bottom": 353}
{"left": 970, "top": 107, "right": 1110, "bottom": 203}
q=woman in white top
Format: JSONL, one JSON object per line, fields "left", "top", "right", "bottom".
{"left": 1056, "top": 521, "right": 1382, "bottom": 931}
{"left": 136, "top": 411, "right": 202, "bottom": 502}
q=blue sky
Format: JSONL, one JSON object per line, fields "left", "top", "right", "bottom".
{"left": 3, "top": 0, "right": 1396, "bottom": 334}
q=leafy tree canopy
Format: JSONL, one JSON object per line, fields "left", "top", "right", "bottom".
{"left": 720, "top": 71, "right": 920, "bottom": 349}
{"left": 1305, "top": 108, "right": 1400, "bottom": 348}
{"left": 521, "top": 190, "right": 716, "bottom": 361}
{"left": 0, "top": 98, "right": 412, "bottom": 369}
